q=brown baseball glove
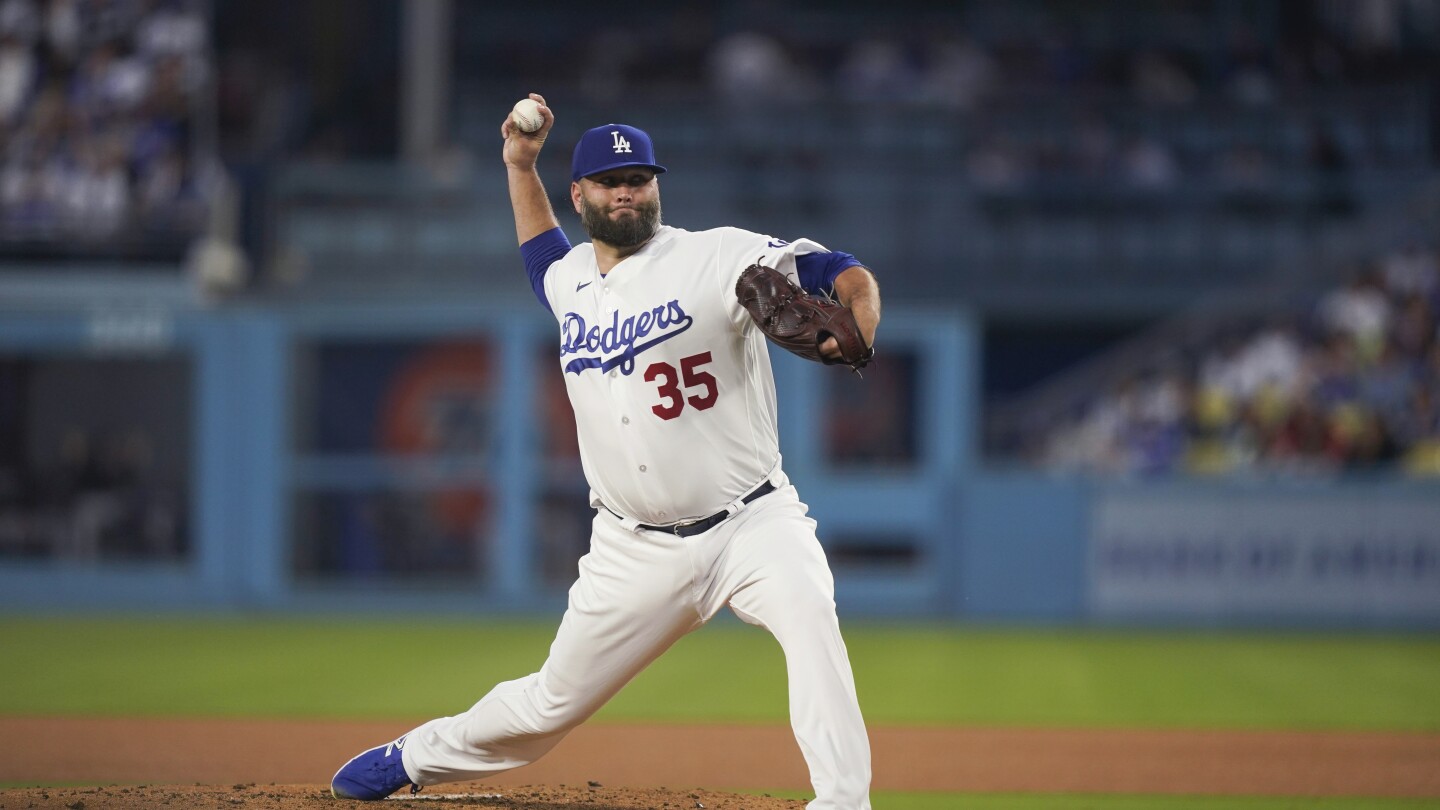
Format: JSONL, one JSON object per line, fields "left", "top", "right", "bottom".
{"left": 736, "top": 262, "right": 874, "bottom": 371}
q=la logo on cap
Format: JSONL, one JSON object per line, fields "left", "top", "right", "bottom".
{"left": 571, "top": 123, "right": 665, "bottom": 180}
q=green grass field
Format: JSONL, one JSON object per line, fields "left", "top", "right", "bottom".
{"left": 3, "top": 616, "right": 1438, "bottom": 809}
{"left": 3, "top": 617, "right": 1436, "bottom": 729}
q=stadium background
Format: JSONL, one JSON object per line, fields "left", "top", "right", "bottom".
{"left": 1, "top": 1, "right": 1438, "bottom": 807}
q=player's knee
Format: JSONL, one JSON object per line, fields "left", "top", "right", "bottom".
{"left": 769, "top": 585, "right": 839, "bottom": 634}
{"left": 484, "top": 676, "right": 601, "bottom": 737}
{"left": 529, "top": 684, "right": 604, "bottom": 733}
{"left": 532, "top": 703, "right": 589, "bottom": 734}
{"left": 800, "top": 590, "right": 840, "bottom": 624}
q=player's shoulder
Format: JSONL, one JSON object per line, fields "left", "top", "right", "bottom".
{"left": 710, "top": 225, "right": 770, "bottom": 243}
{"left": 650, "top": 224, "right": 706, "bottom": 244}
{"left": 548, "top": 241, "right": 594, "bottom": 272}
{"left": 562, "top": 240, "right": 596, "bottom": 261}
{"left": 663, "top": 226, "right": 779, "bottom": 260}
{"left": 715, "top": 226, "right": 804, "bottom": 258}
{"left": 641, "top": 224, "right": 721, "bottom": 256}
{"left": 652, "top": 225, "right": 766, "bottom": 243}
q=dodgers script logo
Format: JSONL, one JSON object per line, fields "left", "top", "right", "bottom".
{"left": 560, "top": 300, "right": 693, "bottom": 375}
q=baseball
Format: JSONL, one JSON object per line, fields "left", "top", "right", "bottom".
{"left": 511, "top": 98, "right": 543, "bottom": 133}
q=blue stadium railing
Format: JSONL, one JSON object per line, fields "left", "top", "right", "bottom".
{"left": 1, "top": 291, "right": 1436, "bottom": 626}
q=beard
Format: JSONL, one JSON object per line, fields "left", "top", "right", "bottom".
{"left": 579, "top": 197, "right": 662, "bottom": 248}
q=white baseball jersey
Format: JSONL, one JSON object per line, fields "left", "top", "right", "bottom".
{"left": 393, "top": 221, "right": 872, "bottom": 810}
{"left": 539, "top": 224, "right": 827, "bottom": 525}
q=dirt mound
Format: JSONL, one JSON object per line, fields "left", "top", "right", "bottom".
{"left": 5, "top": 717, "right": 1440, "bottom": 803}
{"left": 0, "top": 784, "right": 805, "bottom": 810}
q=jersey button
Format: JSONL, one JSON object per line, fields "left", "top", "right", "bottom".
{"left": 658, "top": 511, "right": 667, "bottom": 519}
{"left": 639, "top": 465, "right": 647, "bottom": 472}
{"left": 621, "top": 416, "right": 630, "bottom": 425}
{"left": 609, "top": 370, "right": 617, "bottom": 378}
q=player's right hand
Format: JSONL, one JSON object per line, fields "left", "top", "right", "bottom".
{"left": 501, "top": 92, "right": 554, "bottom": 171}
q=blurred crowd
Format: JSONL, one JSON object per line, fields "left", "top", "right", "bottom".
{"left": 700, "top": 2, "right": 1437, "bottom": 108}
{"left": 0, "top": 0, "right": 213, "bottom": 257}
{"left": 0, "top": 1, "right": 1431, "bottom": 258}
{"left": 1041, "top": 241, "right": 1440, "bottom": 476}
{"left": 458, "top": 1, "right": 1438, "bottom": 194}
{"left": 208, "top": 1, "right": 1440, "bottom": 174}
{"left": 722, "top": 7, "right": 1434, "bottom": 205}
{"left": 704, "top": 3, "right": 1434, "bottom": 187}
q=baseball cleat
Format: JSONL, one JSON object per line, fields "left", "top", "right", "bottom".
{"left": 330, "top": 735, "right": 420, "bottom": 800}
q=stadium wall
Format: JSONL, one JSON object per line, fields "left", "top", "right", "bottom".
{"left": 1, "top": 304, "right": 1436, "bottom": 627}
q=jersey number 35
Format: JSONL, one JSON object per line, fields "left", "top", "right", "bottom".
{"left": 644, "top": 351, "right": 718, "bottom": 420}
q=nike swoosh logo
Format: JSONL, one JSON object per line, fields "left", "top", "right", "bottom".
{"left": 576, "top": 281, "right": 593, "bottom": 291}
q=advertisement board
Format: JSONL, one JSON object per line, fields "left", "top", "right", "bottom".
{"left": 1090, "top": 491, "right": 1440, "bottom": 622}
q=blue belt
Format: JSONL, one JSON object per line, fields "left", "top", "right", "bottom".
{"left": 625, "top": 481, "right": 777, "bottom": 537}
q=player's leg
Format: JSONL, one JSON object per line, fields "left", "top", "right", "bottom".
{"left": 381, "top": 513, "right": 700, "bottom": 788}
{"left": 705, "top": 486, "right": 871, "bottom": 810}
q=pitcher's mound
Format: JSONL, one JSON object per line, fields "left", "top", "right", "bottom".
{"left": 0, "top": 783, "right": 807, "bottom": 809}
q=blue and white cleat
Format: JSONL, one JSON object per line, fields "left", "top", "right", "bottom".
{"left": 330, "top": 735, "right": 420, "bottom": 800}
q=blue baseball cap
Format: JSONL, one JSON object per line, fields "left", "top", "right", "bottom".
{"left": 571, "top": 124, "right": 667, "bottom": 182}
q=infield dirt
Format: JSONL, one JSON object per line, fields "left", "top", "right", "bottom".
{"left": 2, "top": 717, "right": 1438, "bottom": 808}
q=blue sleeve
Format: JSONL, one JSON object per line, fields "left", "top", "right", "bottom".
{"left": 519, "top": 227, "right": 573, "bottom": 313}
{"left": 795, "top": 251, "right": 864, "bottom": 297}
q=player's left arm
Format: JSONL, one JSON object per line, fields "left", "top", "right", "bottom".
{"left": 817, "top": 265, "right": 881, "bottom": 358}
{"left": 721, "top": 230, "right": 879, "bottom": 359}
{"left": 820, "top": 265, "right": 880, "bottom": 361}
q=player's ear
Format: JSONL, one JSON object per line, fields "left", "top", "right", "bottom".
{"left": 570, "top": 181, "right": 582, "bottom": 214}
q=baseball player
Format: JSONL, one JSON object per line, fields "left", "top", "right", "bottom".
{"left": 331, "top": 93, "right": 880, "bottom": 810}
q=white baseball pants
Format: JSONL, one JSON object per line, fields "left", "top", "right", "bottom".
{"left": 399, "top": 483, "right": 872, "bottom": 810}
